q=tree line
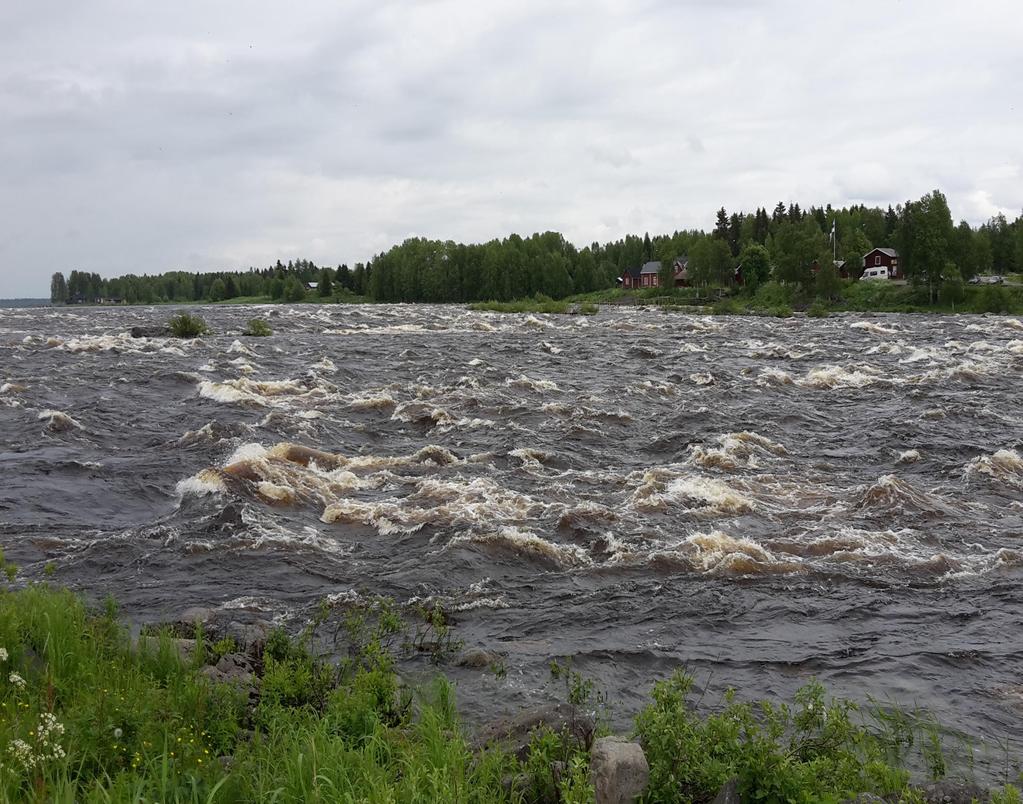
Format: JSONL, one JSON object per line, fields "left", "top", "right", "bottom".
{"left": 50, "top": 190, "right": 1023, "bottom": 305}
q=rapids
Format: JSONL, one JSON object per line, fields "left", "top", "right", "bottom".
{"left": 2, "top": 303, "right": 1023, "bottom": 748}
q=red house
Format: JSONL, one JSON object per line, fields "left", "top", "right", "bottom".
{"left": 620, "top": 257, "right": 689, "bottom": 289}
{"left": 862, "top": 248, "right": 902, "bottom": 280}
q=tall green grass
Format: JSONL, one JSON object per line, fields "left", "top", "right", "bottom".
{"left": 1, "top": 573, "right": 1021, "bottom": 802}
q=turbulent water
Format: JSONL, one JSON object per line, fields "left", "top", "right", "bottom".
{"left": 3, "top": 303, "right": 1023, "bottom": 746}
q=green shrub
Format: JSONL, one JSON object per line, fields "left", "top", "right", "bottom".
{"left": 578, "top": 302, "right": 599, "bottom": 315}
{"left": 753, "top": 280, "right": 798, "bottom": 308}
{"left": 167, "top": 312, "right": 210, "bottom": 338}
{"left": 242, "top": 317, "right": 273, "bottom": 336}
{"left": 974, "top": 284, "right": 1011, "bottom": 314}
{"left": 807, "top": 301, "right": 830, "bottom": 318}
{"left": 711, "top": 298, "right": 742, "bottom": 315}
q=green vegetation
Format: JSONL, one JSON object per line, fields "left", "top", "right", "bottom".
{"left": 167, "top": 312, "right": 210, "bottom": 338}
{"left": 2, "top": 567, "right": 1022, "bottom": 802}
{"left": 470, "top": 296, "right": 571, "bottom": 314}
{"left": 49, "top": 189, "right": 1023, "bottom": 312}
{"left": 242, "top": 318, "right": 273, "bottom": 337}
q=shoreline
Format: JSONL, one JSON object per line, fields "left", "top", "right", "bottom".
{"left": 2, "top": 580, "right": 1021, "bottom": 802}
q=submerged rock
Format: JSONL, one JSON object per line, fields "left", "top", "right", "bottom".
{"left": 129, "top": 325, "right": 171, "bottom": 338}
{"left": 473, "top": 702, "right": 595, "bottom": 761}
{"left": 915, "top": 779, "right": 989, "bottom": 803}
{"left": 590, "top": 736, "right": 649, "bottom": 803}
{"left": 454, "top": 647, "right": 503, "bottom": 669}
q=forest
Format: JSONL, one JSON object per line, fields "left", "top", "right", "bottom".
{"left": 49, "top": 190, "right": 1023, "bottom": 306}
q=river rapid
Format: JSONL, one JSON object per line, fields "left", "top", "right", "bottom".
{"left": 2, "top": 303, "right": 1023, "bottom": 750}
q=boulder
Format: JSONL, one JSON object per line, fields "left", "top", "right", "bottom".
{"left": 135, "top": 636, "right": 196, "bottom": 663}
{"left": 590, "top": 736, "right": 649, "bottom": 803}
{"left": 177, "top": 606, "right": 216, "bottom": 627}
{"left": 200, "top": 653, "right": 256, "bottom": 692}
{"left": 841, "top": 795, "right": 887, "bottom": 803}
{"left": 455, "top": 647, "right": 503, "bottom": 669}
{"left": 473, "top": 702, "right": 595, "bottom": 761}
{"left": 915, "top": 779, "right": 989, "bottom": 803}
{"left": 129, "top": 325, "right": 171, "bottom": 338}
{"left": 713, "top": 778, "right": 743, "bottom": 804}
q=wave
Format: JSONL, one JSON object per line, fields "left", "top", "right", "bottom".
{"left": 632, "top": 471, "right": 756, "bottom": 515}
{"left": 38, "top": 409, "right": 81, "bottom": 432}
{"left": 447, "top": 527, "right": 591, "bottom": 569}
{"left": 688, "top": 431, "right": 787, "bottom": 472}
{"left": 964, "top": 449, "right": 1023, "bottom": 489}
{"left": 650, "top": 530, "right": 797, "bottom": 576}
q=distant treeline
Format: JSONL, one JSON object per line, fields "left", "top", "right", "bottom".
{"left": 49, "top": 190, "right": 1023, "bottom": 305}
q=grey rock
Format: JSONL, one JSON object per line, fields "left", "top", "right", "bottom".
{"left": 223, "top": 619, "right": 272, "bottom": 657}
{"left": 841, "top": 795, "right": 887, "bottom": 803}
{"left": 177, "top": 606, "right": 216, "bottom": 626}
{"left": 916, "top": 779, "right": 989, "bottom": 803}
{"left": 473, "top": 702, "right": 595, "bottom": 761}
{"left": 201, "top": 653, "right": 256, "bottom": 690}
{"left": 135, "top": 636, "right": 196, "bottom": 663}
{"left": 590, "top": 736, "right": 649, "bottom": 804}
{"left": 713, "top": 778, "right": 743, "bottom": 804}
{"left": 129, "top": 325, "right": 171, "bottom": 338}
{"left": 455, "top": 647, "right": 503, "bottom": 669}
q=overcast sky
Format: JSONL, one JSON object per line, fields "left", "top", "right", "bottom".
{"left": 1, "top": 0, "right": 1021, "bottom": 296}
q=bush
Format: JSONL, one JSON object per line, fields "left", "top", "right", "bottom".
{"left": 806, "top": 301, "right": 830, "bottom": 318}
{"left": 167, "top": 312, "right": 210, "bottom": 338}
{"left": 753, "top": 281, "right": 798, "bottom": 308}
{"left": 243, "top": 318, "right": 272, "bottom": 336}
{"left": 974, "top": 284, "right": 1011, "bottom": 313}
{"left": 711, "top": 298, "right": 742, "bottom": 315}
{"left": 578, "top": 302, "right": 599, "bottom": 315}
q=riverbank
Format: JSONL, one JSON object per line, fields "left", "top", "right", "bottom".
{"left": 1, "top": 578, "right": 1019, "bottom": 802}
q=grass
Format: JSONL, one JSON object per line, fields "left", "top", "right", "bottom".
{"left": 242, "top": 318, "right": 272, "bottom": 337}
{"left": 1, "top": 558, "right": 1021, "bottom": 802}
{"left": 469, "top": 295, "right": 571, "bottom": 314}
{"left": 167, "top": 312, "right": 211, "bottom": 338}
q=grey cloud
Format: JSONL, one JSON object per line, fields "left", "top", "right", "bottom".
{"left": 1, "top": 0, "right": 1022, "bottom": 296}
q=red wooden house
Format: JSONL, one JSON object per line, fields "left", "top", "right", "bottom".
{"left": 620, "top": 257, "right": 689, "bottom": 289}
{"left": 862, "top": 248, "right": 902, "bottom": 279}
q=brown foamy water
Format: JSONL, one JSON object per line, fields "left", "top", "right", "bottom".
{"left": 3, "top": 303, "right": 1023, "bottom": 752}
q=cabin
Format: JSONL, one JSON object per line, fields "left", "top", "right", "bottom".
{"left": 809, "top": 259, "right": 850, "bottom": 279}
{"left": 672, "top": 256, "right": 689, "bottom": 287}
{"left": 861, "top": 248, "right": 901, "bottom": 280}
{"left": 621, "top": 257, "right": 689, "bottom": 289}
{"left": 305, "top": 281, "right": 319, "bottom": 291}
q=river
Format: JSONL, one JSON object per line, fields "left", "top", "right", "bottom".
{"left": 2, "top": 303, "right": 1022, "bottom": 762}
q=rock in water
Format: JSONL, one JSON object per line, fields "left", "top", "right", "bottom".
{"left": 590, "top": 736, "right": 649, "bottom": 803}
{"left": 129, "top": 325, "right": 171, "bottom": 338}
{"left": 916, "top": 779, "right": 990, "bottom": 803}
{"left": 473, "top": 703, "right": 594, "bottom": 761}
{"left": 454, "top": 647, "right": 502, "bottom": 669}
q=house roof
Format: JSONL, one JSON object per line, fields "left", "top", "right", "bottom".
{"left": 867, "top": 247, "right": 899, "bottom": 258}
{"left": 673, "top": 255, "right": 689, "bottom": 268}
{"left": 639, "top": 260, "right": 662, "bottom": 275}
{"left": 623, "top": 265, "right": 642, "bottom": 279}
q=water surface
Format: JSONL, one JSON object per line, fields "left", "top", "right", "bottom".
{"left": 2, "top": 303, "right": 1022, "bottom": 755}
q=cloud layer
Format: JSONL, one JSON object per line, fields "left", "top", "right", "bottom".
{"left": 1, "top": 0, "right": 1021, "bottom": 296}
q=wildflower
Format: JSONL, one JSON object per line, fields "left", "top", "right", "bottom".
{"left": 114, "top": 727, "right": 123, "bottom": 739}
{"left": 8, "top": 672, "right": 26, "bottom": 690}
{"left": 0, "top": 647, "right": 8, "bottom": 662}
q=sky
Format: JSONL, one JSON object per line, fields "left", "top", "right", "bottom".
{"left": 1, "top": 1, "right": 1021, "bottom": 297}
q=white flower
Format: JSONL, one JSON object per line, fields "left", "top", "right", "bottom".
{"left": 8, "top": 739, "right": 34, "bottom": 770}
{"left": 0, "top": 647, "right": 8, "bottom": 662}
{"left": 8, "top": 672, "right": 26, "bottom": 690}
{"left": 113, "top": 727, "right": 123, "bottom": 739}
